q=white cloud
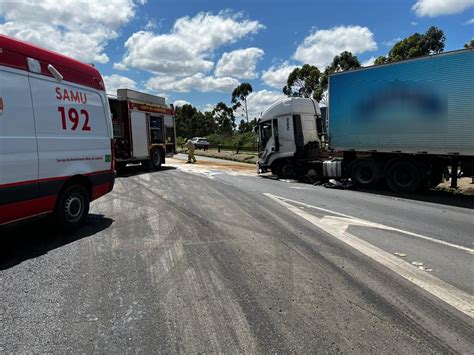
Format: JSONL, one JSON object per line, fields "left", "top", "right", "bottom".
{"left": 412, "top": 0, "right": 474, "bottom": 17}
{"left": 246, "top": 90, "right": 287, "bottom": 119}
{"left": 465, "top": 18, "right": 474, "bottom": 24}
{"left": 382, "top": 37, "right": 402, "bottom": 46}
{"left": 201, "top": 104, "right": 216, "bottom": 112}
{"left": 411, "top": 21, "right": 419, "bottom": 25}
{"left": 261, "top": 62, "right": 298, "bottom": 89}
{"left": 293, "top": 25, "right": 377, "bottom": 69}
{"left": 119, "top": 12, "right": 264, "bottom": 76}
{"left": 113, "top": 62, "right": 129, "bottom": 71}
{"left": 0, "top": 0, "right": 142, "bottom": 64}
{"left": 173, "top": 100, "right": 192, "bottom": 107}
{"left": 103, "top": 74, "right": 137, "bottom": 95}
{"left": 362, "top": 57, "right": 376, "bottom": 67}
{"left": 146, "top": 73, "right": 240, "bottom": 93}
{"left": 215, "top": 47, "right": 264, "bottom": 79}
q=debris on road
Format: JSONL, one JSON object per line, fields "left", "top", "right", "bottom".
{"left": 394, "top": 252, "right": 407, "bottom": 257}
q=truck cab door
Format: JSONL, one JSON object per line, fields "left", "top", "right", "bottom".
{"left": 259, "top": 120, "right": 276, "bottom": 163}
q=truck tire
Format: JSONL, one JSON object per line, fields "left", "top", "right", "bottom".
{"left": 386, "top": 160, "right": 421, "bottom": 193}
{"left": 55, "top": 184, "right": 90, "bottom": 230}
{"left": 147, "top": 149, "right": 162, "bottom": 171}
{"left": 350, "top": 159, "right": 380, "bottom": 188}
{"left": 276, "top": 161, "right": 296, "bottom": 179}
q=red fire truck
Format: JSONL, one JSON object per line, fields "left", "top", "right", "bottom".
{"left": 108, "top": 89, "right": 176, "bottom": 171}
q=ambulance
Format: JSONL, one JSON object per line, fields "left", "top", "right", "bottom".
{"left": 0, "top": 35, "right": 115, "bottom": 228}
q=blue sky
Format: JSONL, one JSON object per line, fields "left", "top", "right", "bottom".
{"left": 1, "top": 0, "right": 473, "bottom": 119}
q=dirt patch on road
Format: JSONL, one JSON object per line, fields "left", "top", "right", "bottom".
{"left": 437, "top": 177, "right": 474, "bottom": 196}
{"left": 168, "top": 158, "right": 256, "bottom": 174}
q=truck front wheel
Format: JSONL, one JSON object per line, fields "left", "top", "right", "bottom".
{"left": 386, "top": 161, "right": 421, "bottom": 193}
{"left": 351, "top": 159, "right": 380, "bottom": 188}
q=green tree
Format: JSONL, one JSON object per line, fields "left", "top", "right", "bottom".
{"left": 376, "top": 26, "right": 445, "bottom": 65}
{"left": 283, "top": 64, "right": 321, "bottom": 98}
{"left": 374, "top": 55, "right": 388, "bottom": 65}
{"left": 191, "top": 111, "right": 216, "bottom": 137}
{"left": 238, "top": 118, "right": 257, "bottom": 134}
{"left": 175, "top": 104, "right": 198, "bottom": 138}
{"left": 231, "top": 83, "right": 253, "bottom": 123}
{"left": 464, "top": 39, "right": 474, "bottom": 49}
{"left": 213, "top": 102, "right": 235, "bottom": 136}
{"left": 314, "top": 51, "right": 361, "bottom": 103}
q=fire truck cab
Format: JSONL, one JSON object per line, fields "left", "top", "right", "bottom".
{"left": 108, "top": 89, "right": 176, "bottom": 171}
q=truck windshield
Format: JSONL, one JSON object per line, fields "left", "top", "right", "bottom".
{"left": 259, "top": 121, "right": 272, "bottom": 152}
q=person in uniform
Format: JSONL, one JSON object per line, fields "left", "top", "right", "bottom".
{"left": 184, "top": 139, "right": 196, "bottom": 163}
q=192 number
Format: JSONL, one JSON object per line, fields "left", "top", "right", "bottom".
{"left": 58, "top": 107, "right": 91, "bottom": 131}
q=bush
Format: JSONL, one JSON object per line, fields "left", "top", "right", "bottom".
{"left": 176, "top": 136, "right": 185, "bottom": 147}
{"left": 207, "top": 132, "right": 256, "bottom": 149}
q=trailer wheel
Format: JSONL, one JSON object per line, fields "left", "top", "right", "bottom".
{"left": 55, "top": 184, "right": 90, "bottom": 230}
{"left": 351, "top": 159, "right": 380, "bottom": 188}
{"left": 386, "top": 160, "right": 421, "bottom": 193}
{"left": 147, "top": 149, "right": 162, "bottom": 171}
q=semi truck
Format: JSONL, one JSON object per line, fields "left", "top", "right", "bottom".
{"left": 257, "top": 48, "right": 474, "bottom": 193}
{"left": 108, "top": 89, "right": 176, "bottom": 171}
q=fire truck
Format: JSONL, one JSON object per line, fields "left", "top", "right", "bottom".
{"left": 108, "top": 89, "right": 176, "bottom": 171}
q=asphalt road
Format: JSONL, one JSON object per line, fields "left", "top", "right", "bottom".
{"left": 1, "top": 156, "right": 473, "bottom": 353}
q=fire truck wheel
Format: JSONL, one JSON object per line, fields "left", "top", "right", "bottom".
{"left": 148, "top": 149, "right": 163, "bottom": 171}
{"left": 55, "top": 184, "right": 90, "bottom": 230}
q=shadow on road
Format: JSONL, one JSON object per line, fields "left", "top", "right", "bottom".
{"left": 260, "top": 175, "right": 474, "bottom": 210}
{"left": 117, "top": 165, "right": 176, "bottom": 178}
{"left": 0, "top": 214, "right": 113, "bottom": 270}
{"left": 357, "top": 187, "right": 474, "bottom": 210}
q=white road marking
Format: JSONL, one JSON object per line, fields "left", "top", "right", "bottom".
{"left": 264, "top": 193, "right": 474, "bottom": 318}
{"left": 265, "top": 194, "right": 474, "bottom": 254}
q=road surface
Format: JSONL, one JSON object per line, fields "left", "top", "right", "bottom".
{"left": 1, "top": 155, "right": 473, "bottom": 353}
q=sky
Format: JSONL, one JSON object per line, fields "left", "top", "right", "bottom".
{"left": 1, "top": 0, "right": 473, "bottom": 120}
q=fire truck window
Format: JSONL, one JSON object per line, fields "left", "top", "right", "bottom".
{"left": 150, "top": 116, "right": 164, "bottom": 144}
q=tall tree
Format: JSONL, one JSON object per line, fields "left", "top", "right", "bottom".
{"left": 238, "top": 118, "right": 257, "bottom": 133}
{"left": 464, "top": 39, "right": 474, "bottom": 49}
{"left": 175, "top": 104, "right": 198, "bottom": 138}
{"left": 283, "top": 64, "right": 321, "bottom": 98}
{"left": 375, "top": 26, "right": 446, "bottom": 64}
{"left": 191, "top": 111, "right": 217, "bottom": 137}
{"left": 231, "top": 83, "right": 253, "bottom": 123}
{"left": 314, "top": 51, "right": 361, "bottom": 103}
{"left": 213, "top": 102, "right": 235, "bottom": 136}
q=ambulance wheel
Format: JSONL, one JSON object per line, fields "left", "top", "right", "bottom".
{"left": 148, "top": 149, "right": 162, "bottom": 171}
{"left": 55, "top": 184, "right": 90, "bottom": 230}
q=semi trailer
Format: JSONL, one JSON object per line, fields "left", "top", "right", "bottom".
{"left": 257, "top": 48, "right": 474, "bottom": 193}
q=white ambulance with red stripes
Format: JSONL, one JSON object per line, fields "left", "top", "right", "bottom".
{"left": 0, "top": 35, "right": 115, "bottom": 229}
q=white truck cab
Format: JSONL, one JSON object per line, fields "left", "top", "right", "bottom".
{"left": 0, "top": 35, "right": 115, "bottom": 228}
{"left": 257, "top": 97, "right": 323, "bottom": 178}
